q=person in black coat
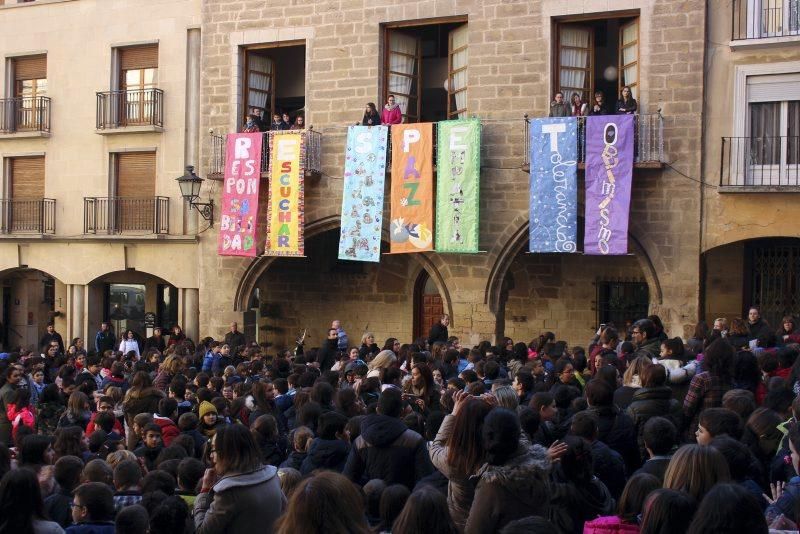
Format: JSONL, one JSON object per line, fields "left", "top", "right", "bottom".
{"left": 427, "top": 314, "right": 450, "bottom": 347}
{"left": 585, "top": 379, "right": 640, "bottom": 473}
{"left": 40, "top": 323, "right": 64, "bottom": 354}
{"left": 361, "top": 103, "right": 381, "bottom": 126}
{"left": 747, "top": 307, "right": 771, "bottom": 341}
{"left": 626, "top": 364, "right": 682, "bottom": 461}
{"left": 318, "top": 327, "right": 339, "bottom": 374}
{"left": 300, "top": 412, "right": 350, "bottom": 475}
{"left": 632, "top": 416, "right": 677, "bottom": 483}
{"left": 343, "top": 389, "right": 433, "bottom": 489}
{"left": 144, "top": 328, "right": 166, "bottom": 353}
{"left": 224, "top": 322, "right": 247, "bottom": 351}
{"left": 615, "top": 85, "right": 638, "bottom": 114}
{"left": 588, "top": 91, "right": 610, "bottom": 115}
{"left": 571, "top": 411, "right": 627, "bottom": 499}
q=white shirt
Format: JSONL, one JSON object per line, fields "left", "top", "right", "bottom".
{"left": 119, "top": 338, "right": 140, "bottom": 357}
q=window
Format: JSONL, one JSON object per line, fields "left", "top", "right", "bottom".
{"left": 242, "top": 42, "right": 305, "bottom": 130}
{"left": 384, "top": 18, "right": 468, "bottom": 123}
{"left": 107, "top": 283, "right": 146, "bottom": 336}
{"left": 554, "top": 16, "right": 639, "bottom": 103}
{"left": 156, "top": 284, "right": 178, "bottom": 331}
{"left": 745, "top": 0, "right": 800, "bottom": 38}
{"left": 596, "top": 280, "right": 649, "bottom": 328}
{"left": 747, "top": 73, "right": 800, "bottom": 173}
{"left": 10, "top": 156, "right": 44, "bottom": 199}
{"left": 114, "top": 151, "right": 156, "bottom": 231}
{"left": 12, "top": 55, "right": 47, "bottom": 130}
{"left": 118, "top": 45, "right": 158, "bottom": 125}
{"left": 745, "top": 239, "right": 800, "bottom": 328}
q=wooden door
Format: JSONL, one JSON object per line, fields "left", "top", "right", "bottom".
{"left": 414, "top": 273, "right": 444, "bottom": 341}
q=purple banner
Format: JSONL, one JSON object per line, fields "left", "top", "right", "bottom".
{"left": 584, "top": 114, "right": 634, "bottom": 255}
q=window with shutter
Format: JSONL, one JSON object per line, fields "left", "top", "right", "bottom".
{"left": 746, "top": 73, "right": 800, "bottom": 175}
{"left": 116, "top": 152, "right": 156, "bottom": 231}
{"left": 11, "top": 156, "right": 45, "bottom": 199}
{"left": 118, "top": 45, "right": 158, "bottom": 125}
{"left": 13, "top": 55, "right": 47, "bottom": 130}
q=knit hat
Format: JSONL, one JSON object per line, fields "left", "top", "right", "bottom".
{"left": 199, "top": 401, "right": 217, "bottom": 419}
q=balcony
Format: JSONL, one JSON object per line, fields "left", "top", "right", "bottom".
{"left": 522, "top": 112, "right": 665, "bottom": 172}
{"left": 720, "top": 136, "right": 800, "bottom": 190}
{"left": 83, "top": 196, "right": 169, "bottom": 234}
{"left": 0, "top": 198, "right": 55, "bottom": 234}
{"left": 732, "top": 0, "right": 800, "bottom": 45}
{"left": 96, "top": 89, "right": 164, "bottom": 133}
{"left": 0, "top": 96, "right": 51, "bottom": 137}
{"left": 207, "top": 129, "right": 323, "bottom": 179}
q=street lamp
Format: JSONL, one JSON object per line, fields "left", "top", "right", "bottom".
{"left": 176, "top": 165, "right": 214, "bottom": 226}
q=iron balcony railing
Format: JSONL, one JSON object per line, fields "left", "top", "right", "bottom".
{"left": 721, "top": 136, "right": 800, "bottom": 187}
{"left": 96, "top": 88, "right": 164, "bottom": 129}
{"left": 0, "top": 198, "right": 55, "bottom": 234}
{"left": 83, "top": 196, "right": 169, "bottom": 234}
{"left": 208, "top": 128, "right": 323, "bottom": 177}
{"left": 732, "top": 0, "right": 800, "bottom": 40}
{"left": 523, "top": 112, "right": 665, "bottom": 168}
{"left": 0, "top": 96, "right": 51, "bottom": 134}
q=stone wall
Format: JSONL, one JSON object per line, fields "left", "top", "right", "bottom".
{"left": 198, "top": 0, "right": 707, "bottom": 343}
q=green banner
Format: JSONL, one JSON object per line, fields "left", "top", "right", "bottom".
{"left": 435, "top": 119, "right": 481, "bottom": 253}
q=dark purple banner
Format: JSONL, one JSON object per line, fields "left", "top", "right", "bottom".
{"left": 584, "top": 114, "right": 634, "bottom": 255}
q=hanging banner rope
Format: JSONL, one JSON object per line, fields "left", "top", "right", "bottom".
{"left": 584, "top": 114, "right": 634, "bottom": 255}
{"left": 388, "top": 123, "right": 434, "bottom": 254}
{"left": 338, "top": 125, "right": 388, "bottom": 262}
{"left": 218, "top": 132, "right": 263, "bottom": 257}
{"left": 529, "top": 117, "right": 578, "bottom": 253}
{"left": 265, "top": 131, "right": 305, "bottom": 256}
{"left": 435, "top": 119, "right": 481, "bottom": 253}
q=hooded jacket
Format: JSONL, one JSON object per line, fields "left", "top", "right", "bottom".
{"left": 464, "top": 444, "right": 551, "bottom": 534}
{"left": 193, "top": 465, "right": 286, "bottom": 534}
{"left": 300, "top": 438, "right": 349, "bottom": 475}
{"left": 636, "top": 338, "right": 661, "bottom": 359}
{"left": 153, "top": 414, "right": 180, "bottom": 446}
{"left": 549, "top": 472, "right": 616, "bottom": 534}
{"left": 586, "top": 405, "right": 640, "bottom": 473}
{"left": 626, "top": 385, "right": 682, "bottom": 461}
{"left": 343, "top": 413, "right": 433, "bottom": 489}
{"left": 380, "top": 104, "right": 402, "bottom": 125}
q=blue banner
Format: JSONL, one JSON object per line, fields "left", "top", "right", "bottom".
{"left": 338, "top": 126, "right": 388, "bottom": 262}
{"left": 529, "top": 117, "right": 578, "bottom": 253}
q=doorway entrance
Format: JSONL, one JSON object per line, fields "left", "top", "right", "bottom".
{"left": 414, "top": 271, "right": 444, "bottom": 341}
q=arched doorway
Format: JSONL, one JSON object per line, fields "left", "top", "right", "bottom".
{"left": 704, "top": 237, "right": 800, "bottom": 327}
{"left": 0, "top": 268, "right": 61, "bottom": 351}
{"left": 413, "top": 270, "right": 444, "bottom": 342}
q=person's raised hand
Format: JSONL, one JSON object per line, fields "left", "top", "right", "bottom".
{"left": 763, "top": 481, "right": 786, "bottom": 505}
{"left": 451, "top": 389, "right": 470, "bottom": 416}
{"left": 201, "top": 468, "right": 218, "bottom": 493}
{"left": 547, "top": 440, "right": 569, "bottom": 462}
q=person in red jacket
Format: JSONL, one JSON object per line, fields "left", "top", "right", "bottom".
{"left": 86, "top": 396, "right": 125, "bottom": 438}
{"left": 380, "top": 95, "right": 403, "bottom": 125}
{"left": 7, "top": 388, "right": 35, "bottom": 441}
{"left": 153, "top": 397, "right": 180, "bottom": 446}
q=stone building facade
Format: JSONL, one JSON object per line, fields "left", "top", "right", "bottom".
{"left": 701, "top": 0, "right": 800, "bottom": 329}
{"left": 197, "top": 0, "right": 706, "bottom": 349}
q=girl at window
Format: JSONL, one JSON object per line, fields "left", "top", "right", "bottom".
{"left": 616, "top": 86, "right": 638, "bottom": 114}
{"left": 570, "top": 92, "right": 588, "bottom": 116}
{"left": 589, "top": 91, "right": 610, "bottom": 115}
{"left": 361, "top": 103, "right": 381, "bottom": 126}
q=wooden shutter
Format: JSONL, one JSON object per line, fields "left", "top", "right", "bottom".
{"left": 11, "top": 156, "right": 45, "bottom": 199}
{"left": 14, "top": 55, "right": 47, "bottom": 81}
{"left": 117, "top": 152, "right": 155, "bottom": 197}
{"left": 385, "top": 29, "right": 421, "bottom": 123}
{"left": 119, "top": 45, "right": 159, "bottom": 70}
{"left": 556, "top": 25, "right": 593, "bottom": 102}
{"left": 448, "top": 24, "right": 468, "bottom": 119}
{"left": 245, "top": 50, "right": 274, "bottom": 119}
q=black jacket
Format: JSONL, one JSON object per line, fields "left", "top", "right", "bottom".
{"left": 300, "top": 438, "right": 350, "bottom": 475}
{"left": 627, "top": 385, "right": 682, "bottom": 461}
{"left": 318, "top": 339, "right": 338, "bottom": 374}
{"left": 258, "top": 436, "right": 288, "bottom": 467}
{"left": 549, "top": 471, "right": 615, "bottom": 534}
{"left": 40, "top": 331, "right": 64, "bottom": 353}
{"left": 586, "top": 405, "right": 640, "bottom": 472}
{"left": 748, "top": 319, "right": 772, "bottom": 341}
{"left": 343, "top": 413, "right": 433, "bottom": 489}
{"left": 591, "top": 439, "right": 627, "bottom": 500}
{"left": 225, "top": 330, "right": 247, "bottom": 350}
{"left": 144, "top": 335, "right": 166, "bottom": 352}
{"left": 634, "top": 456, "right": 671, "bottom": 483}
{"left": 615, "top": 97, "right": 638, "bottom": 114}
{"left": 279, "top": 451, "right": 307, "bottom": 471}
{"left": 427, "top": 323, "right": 448, "bottom": 346}
{"left": 44, "top": 487, "right": 73, "bottom": 528}
{"left": 361, "top": 111, "right": 381, "bottom": 126}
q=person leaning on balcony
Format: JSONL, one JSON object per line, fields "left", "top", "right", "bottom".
{"left": 616, "top": 86, "right": 638, "bottom": 115}
{"left": 589, "top": 91, "right": 610, "bottom": 115}
{"left": 571, "top": 92, "right": 588, "bottom": 117}
{"left": 381, "top": 95, "right": 403, "bottom": 125}
{"left": 290, "top": 115, "right": 305, "bottom": 130}
{"left": 362, "top": 103, "right": 381, "bottom": 126}
{"left": 242, "top": 114, "right": 262, "bottom": 133}
{"left": 548, "top": 92, "right": 570, "bottom": 117}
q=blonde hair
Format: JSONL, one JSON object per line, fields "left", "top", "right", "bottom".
{"left": 106, "top": 450, "right": 137, "bottom": 469}
{"left": 622, "top": 356, "right": 652, "bottom": 388}
{"left": 368, "top": 350, "right": 396, "bottom": 371}
{"left": 161, "top": 354, "right": 184, "bottom": 375}
{"left": 360, "top": 332, "right": 374, "bottom": 346}
{"left": 663, "top": 444, "right": 731, "bottom": 502}
{"left": 278, "top": 467, "right": 302, "bottom": 499}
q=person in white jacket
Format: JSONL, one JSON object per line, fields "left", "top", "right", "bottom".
{"left": 119, "top": 330, "right": 141, "bottom": 359}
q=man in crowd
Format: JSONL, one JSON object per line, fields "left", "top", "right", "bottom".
{"left": 95, "top": 322, "right": 116, "bottom": 354}
{"left": 40, "top": 323, "right": 64, "bottom": 354}
{"left": 224, "top": 322, "right": 246, "bottom": 351}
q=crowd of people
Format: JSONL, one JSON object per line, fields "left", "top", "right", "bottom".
{"left": 242, "top": 108, "right": 305, "bottom": 133}
{"left": 549, "top": 86, "right": 638, "bottom": 118}
{"left": 0, "top": 307, "right": 799, "bottom": 533}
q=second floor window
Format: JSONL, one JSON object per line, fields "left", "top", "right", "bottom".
{"left": 747, "top": 73, "right": 800, "bottom": 166}
{"left": 118, "top": 45, "right": 158, "bottom": 125}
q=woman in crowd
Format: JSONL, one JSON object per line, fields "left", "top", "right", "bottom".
{"left": 122, "top": 372, "right": 165, "bottom": 450}
{"left": 56, "top": 391, "right": 90, "bottom": 431}
{"left": 639, "top": 489, "right": 697, "bottom": 534}
{"left": 663, "top": 444, "right": 731, "bottom": 502}
{"left": 193, "top": 423, "right": 286, "bottom": 533}
{"left": 684, "top": 339, "right": 734, "bottom": 438}
{"left": 0, "top": 468, "right": 64, "bottom": 534}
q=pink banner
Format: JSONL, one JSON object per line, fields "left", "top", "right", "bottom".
{"left": 218, "top": 132, "right": 263, "bottom": 256}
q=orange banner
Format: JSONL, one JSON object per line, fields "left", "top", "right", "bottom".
{"left": 389, "top": 123, "right": 434, "bottom": 253}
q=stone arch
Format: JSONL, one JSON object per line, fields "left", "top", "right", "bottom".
{"left": 484, "top": 218, "right": 664, "bottom": 315}
{"left": 233, "top": 215, "right": 453, "bottom": 319}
